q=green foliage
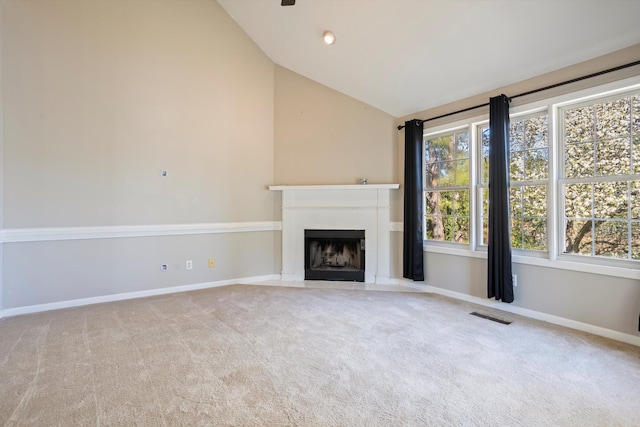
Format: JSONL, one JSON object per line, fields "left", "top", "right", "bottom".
{"left": 424, "top": 91, "right": 640, "bottom": 260}
{"left": 425, "top": 131, "right": 470, "bottom": 243}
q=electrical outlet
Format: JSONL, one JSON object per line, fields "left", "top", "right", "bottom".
{"left": 512, "top": 274, "right": 518, "bottom": 287}
{"left": 186, "top": 260, "right": 193, "bottom": 270}
{"left": 208, "top": 258, "right": 215, "bottom": 268}
{"left": 160, "top": 264, "right": 168, "bottom": 272}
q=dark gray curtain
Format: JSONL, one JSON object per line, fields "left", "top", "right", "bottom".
{"left": 487, "top": 95, "right": 514, "bottom": 303}
{"left": 403, "top": 119, "right": 424, "bottom": 281}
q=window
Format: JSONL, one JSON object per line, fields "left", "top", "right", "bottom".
{"left": 424, "top": 129, "right": 470, "bottom": 244}
{"left": 421, "top": 76, "right": 640, "bottom": 274}
{"left": 478, "top": 112, "right": 549, "bottom": 251}
{"left": 560, "top": 91, "right": 640, "bottom": 260}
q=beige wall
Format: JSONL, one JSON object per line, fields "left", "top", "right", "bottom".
{"left": 3, "top": 0, "right": 275, "bottom": 228}
{"left": 393, "top": 44, "right": 640, "bottom": 337}
{"left": 274, "top": 66, "right": 396, "bottom": 186}
{"left": 1, "top": 0, "right": 277, "bottom": 308}
{"left": 397, "top": 44, "right": 640, "bottom": 128}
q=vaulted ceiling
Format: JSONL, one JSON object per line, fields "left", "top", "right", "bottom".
{"left": 217, "top": 0, "right": 640, "bottom": 118}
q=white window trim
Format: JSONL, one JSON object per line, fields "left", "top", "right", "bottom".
{"left": 422, "top": 74, "right": 640, "bottom": 280}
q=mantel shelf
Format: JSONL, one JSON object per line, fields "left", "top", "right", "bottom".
{"left": 269, "top": 184, "right": 399, "bottom": 191}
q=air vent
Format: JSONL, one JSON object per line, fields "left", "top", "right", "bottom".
{"left": 470, "top": 311, "right": 511, "bottom": 325}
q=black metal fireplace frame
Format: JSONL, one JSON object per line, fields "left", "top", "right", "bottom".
{"left": 304, "top": 229, "right": 365, "bottom": 282}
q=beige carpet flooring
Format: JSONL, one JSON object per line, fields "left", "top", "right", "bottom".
{"left": 1, "top": 284, "right": 640, "bottom": 426}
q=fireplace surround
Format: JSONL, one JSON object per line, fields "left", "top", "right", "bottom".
{"left": 269, "top": 184, "right": 399, "bottom": 284}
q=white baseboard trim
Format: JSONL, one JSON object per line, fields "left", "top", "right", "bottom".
{"left": 394, "top": 278, "right": 640, "bottom": 347}
{"left": 0, "top": 274, "right": 280, "bottom": 318}
{"left": 1, "top": 221, "right": 283, "bottom": 243}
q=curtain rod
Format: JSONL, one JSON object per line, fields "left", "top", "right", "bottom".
{"left": 397, "top": 59, "right": 640, "bottom": 131}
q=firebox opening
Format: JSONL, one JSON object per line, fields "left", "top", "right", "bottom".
{"left": 304, "top": 229, "right": 365, "bottom": 282}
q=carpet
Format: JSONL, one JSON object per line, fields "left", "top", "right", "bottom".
{"left": 1, "top": 284, "right": 639, "bottom": 426}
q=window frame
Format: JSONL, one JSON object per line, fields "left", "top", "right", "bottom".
{"left": 420, "top": 74, "right": 640, "bottom": 278}
{"left": 423, "top": 125, "right": 473, "bottom": 247}
{"left": 475, "top": 109, "right": 551, "bottom": 256}
{"left": 557, "top": 88, "right": 640, "bottom": 267}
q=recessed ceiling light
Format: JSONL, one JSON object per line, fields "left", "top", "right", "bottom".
{"left": 323, "top": 30, "right": 336, "bottom": 45}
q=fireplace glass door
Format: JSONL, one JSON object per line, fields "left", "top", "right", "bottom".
{"left": 304, "top": 229, "right": 365, "bottom": 282}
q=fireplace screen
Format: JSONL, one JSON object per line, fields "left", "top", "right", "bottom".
{"left": 304, "top": 229, "right": 365, "bottom": 282}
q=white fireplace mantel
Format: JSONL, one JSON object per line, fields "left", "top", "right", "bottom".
{"left": 269, "top": 184, "right": 400, "bottom": 191}
{"left": 270, "top": 184, "right": 400, "bottom": 284}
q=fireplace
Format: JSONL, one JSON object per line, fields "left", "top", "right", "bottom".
{"left": 269, "top": 184, "right": 399, "bottom": 283}
{"left": 304, "top": 229, "right": 365, "bottom": 282}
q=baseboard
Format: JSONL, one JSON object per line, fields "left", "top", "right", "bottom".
{"left": 394, "top": 278, "right": 640, "bottom": 347}
{"left": 0, "top": 274, "right": 280, "bottom": 318}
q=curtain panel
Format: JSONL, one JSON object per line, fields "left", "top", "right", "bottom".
{"left": 487, "top": 95, "right": 514, "bottom": 303}
{"left": 403, "top": 119, "right": 425, "bottom": 281}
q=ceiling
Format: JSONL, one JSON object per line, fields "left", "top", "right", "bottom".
{"left": 217, "top": 0, "right": 640, "bottom": 118}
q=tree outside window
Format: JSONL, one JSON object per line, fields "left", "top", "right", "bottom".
{"left": 424, "top": 130, "right": 470, "bottom": 244}
{"left": 479, "top": 113, "right": 549, "bottom": 251}
{"left": 561, "top": 92, "right": 640, "bottom": 260}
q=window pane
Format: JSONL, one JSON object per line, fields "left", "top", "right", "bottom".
{"left": 482, "top": 217, "right": 488, "bottom": 246}
{"left": 596, "top": 137, "right": 630, "bottom": 176}
{"left": 425, "top": 162, "right": 438, "bottom": 187}
{"left": 453, "top": 190, "right": 469, "bottom": 215}
{"left": 455, "top": 160, "right": 469, "bottom": 185}
{"left": 455, "top": 132, "right": 469, "bottom": 159}
{"left": 594, "top": 182, "right": 627, "bottom": 219}
{"left": 633, "top": 136, "right": 640, "bottom": 174}
{"left": 525, "top": 115, "right": 548, "bottom": 149}
{"left": 510, "top": 151, "right": 524, "bottom": 181}
{"left": 482, "top": 188, "right": 489, "bottom": 218}
{"left": 596, "top": 98, "right": 631, "bottom": 139}
{"left": 525, "top": 148, "right": 548, "bottom": 180}
{"left": 454, "top": 217, "right": 469, "bottom": 244}
{"left": 511, "top": 217, "right": 523, "bottom": 249}
{"left": 426, "top": 215, "right": 446, "bottom": 241}
{"left": 426, "top": 216, "right": 436, "bottom": 240}
{"left": 425, "top": 128, "right": 470, "bottom": 244}
{"left": 632, "top": 222, "right": 640, "bottom": 260}
{"left": 481, "top": 156, "right": 489, "bottom": 184}
{"left": 633, "top": 95, "right": 640, "bottom": 135}
{"left": 510, "top": 187, "right": 522, "bottom": 218}
{"left": 442, "top": 217, "right": 454, "bottom": 241}
{"left": 432, "top": 136, "right": 453, "bottom": 161}
{"left": 438, "top": 161, "right": 455, "bottom": 187}
{"left": 481, "top": 127, "right": 490, "bottom": 184}
{"left": 631, "top": 181, "right": 640, "bottom": 219}
{"left": 594, "top": 220, "right": 628, "bottom": 258}
{"left": 565, "top": 106, "right": 594, "bottom": 143}
{"left": 565, "top": 183, "right": 592, "bottom": 218}
{"left": 425, "top": 191, "right": 439, "bottom": 216}
{"left": 440, "top": 191, "right": 453, "bottom": 215}
{"left": 523, "top": 185, "right": 546, "bottom": 218}
{"left": 510, "top": 120, "right": 524, "bottom": 151}
{"left": 565, "top": 142, "right": 594, "bottom": 178}
{"left": 565, "top": 219, "right": 593, "bottom": 255}
{"left": 524, "top": 219, "right": 547, "bottom": 250}
{"left": 425, "top": 215, "right": 440, "bottom": 240}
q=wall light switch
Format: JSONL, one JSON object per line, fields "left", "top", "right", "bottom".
{"left": 208, "top": 258, "right": 215, "bottom": 268}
